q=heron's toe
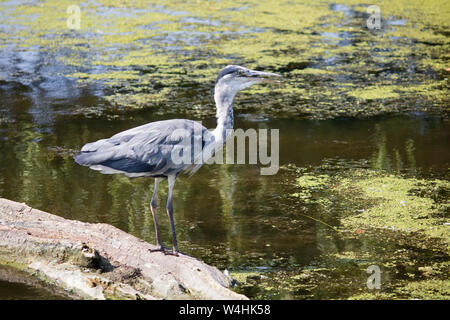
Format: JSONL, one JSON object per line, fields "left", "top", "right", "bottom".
{"left": 149, "top": 245, "right": 179, "bottom": 256}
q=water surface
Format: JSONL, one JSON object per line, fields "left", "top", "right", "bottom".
{"left": 0, "top": 104, "right": 448, "bottom": 298}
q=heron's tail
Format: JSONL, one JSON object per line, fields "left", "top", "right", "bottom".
{"left": 74, "top": 152, "right": 93, "bottom": 166}
{"left": 74, "top": 149, "right": 115, "bottom": 167}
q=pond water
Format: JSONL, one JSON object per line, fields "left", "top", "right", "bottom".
{"left": 0, "top": 0, "right": 448, "bottom": 299}
{"left": 0, "top": 265, "right": 68, "bottom": 300}
{"left": 0, "top": 99, "right": 448, "bottom": 298}
{"left": 0, "top": 279, "right": 65, "bottom": 300}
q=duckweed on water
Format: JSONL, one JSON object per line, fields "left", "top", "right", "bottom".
{"left": 336, "top": 170, "right": 450, "bottom": 245}
{"left": 291, "top": 174, "right": 331, "bottom": 204}
{"left": 1, "top": 0, "right": 448, "bottom": 119}
{"left": 229, "top": 166, "right": 449, "bottom": 299}
{"left": 333, "top": 170, "right": 449, "bottom": 299}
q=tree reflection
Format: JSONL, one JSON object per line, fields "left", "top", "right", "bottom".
{"left": 371, "top": 121, "right": 417, "bottom": 173}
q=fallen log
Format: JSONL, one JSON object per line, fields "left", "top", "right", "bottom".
{"left": 0, "top": 198, "right": 247, "bottom": 300}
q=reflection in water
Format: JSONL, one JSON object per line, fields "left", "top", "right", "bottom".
{"left": 405, "top": 139, "right": 416, "bottom": 171}
{"left": 0, "top": 105, "right": 449, "bottom": 297}
{"left": 1, "top": 112, "right": 448, "bottom": 246}
{"left": 371, "top": 123, "right": 419, "bottom": 173}
{"left": 372, "top": 124, "right": 388, "bottom": 171}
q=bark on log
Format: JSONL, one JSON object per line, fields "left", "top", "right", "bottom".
{"left": 0, "top": 198, "right": 247, "bottom": 300}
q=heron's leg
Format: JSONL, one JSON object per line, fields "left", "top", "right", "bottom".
{"left": 166, "top": 174, "right": 179, "bottom": 254}
{"left": 149, "top": 178, "right": 163, "bottom": 249}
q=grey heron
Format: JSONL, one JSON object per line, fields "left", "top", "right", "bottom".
{"left": 74, "top": 65, "right": 281, "bottom": 255}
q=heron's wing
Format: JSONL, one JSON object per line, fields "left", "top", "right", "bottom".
{"left": 75, "top": 119, "right": 208, "bottom": 177}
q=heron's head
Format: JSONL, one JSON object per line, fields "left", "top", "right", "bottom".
{"left": 215, "top": 65, "right": 281, "bottom": 98}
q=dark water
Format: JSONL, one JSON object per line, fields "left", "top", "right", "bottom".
{"left": 0, "top": 89, "right": 449, "bottom": 298}
{"left": 0, "top": 280, "right": 65, "bottom": 300}
{"left": 0, "top": 266, "right": 68, "bottom": 300}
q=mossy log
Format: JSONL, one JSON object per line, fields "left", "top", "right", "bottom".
{"left": 0, "top": 198, "right": 247, "bottom": 300}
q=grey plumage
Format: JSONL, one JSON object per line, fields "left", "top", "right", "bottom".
{"left": 75, "top": 119, "right": 211, "bottom": 178}
{"left": 74, "top": 65, "right": 281, "bottom": 255}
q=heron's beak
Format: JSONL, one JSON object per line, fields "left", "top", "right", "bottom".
{"left": 248, "top": 70, "right": 282, "bottom": 82}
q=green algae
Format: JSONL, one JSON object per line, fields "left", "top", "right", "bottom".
{"left": 321, "top": 168, "right": 449, "bottom": 299}
{"left": 229, "top": 271, "right": 261, "bottom": 285}
{"left": 348, "top": 86, "right": 401, "bottom": 100}
{"left": 292, "top": 174, "right": 331, "bottom": 204}
{"left": 2, "top": 0, "right": 448, "bottom": 119}
{"left": 335, "top": 170, "right": 450, "bottom": 245}
{"left": 394, "top": 279, "right": 450, "bottom": 300}
{"left": 228, "top": 163, "right": 449, "bottom": 299}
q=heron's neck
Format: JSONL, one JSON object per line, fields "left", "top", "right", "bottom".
{"left": 213, "top": 87, "right": 235, "bottom": 142}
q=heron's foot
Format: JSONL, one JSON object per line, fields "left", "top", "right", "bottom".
{"left": 149, "top": 245, "right": 179, "bottom": 256}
